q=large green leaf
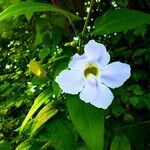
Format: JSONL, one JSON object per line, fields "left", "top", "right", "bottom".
{"left": 19, "top": 88, "right": 52, "bottom": 134}
{"left": 92, "top": 8, "right": 150, "bottom": 35}
{"left": 40, "top": 117, "right": 77, "bottom": 150}
{"left": 0, "top": 2, "right": 80, "bottom": 22}
{"left": 66, "top": 95, "right": 104, "bottom": 150}
{"left": 110, "top": 135, "right": 131, "bottom": 150}
{"left": 30, "top": 102, "right": 58, "bottom": 138}
{"left": 0, "top": 141, "right": 10, "bottom": 150}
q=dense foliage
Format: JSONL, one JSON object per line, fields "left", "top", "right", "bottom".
{"left": 0, "top": 0, "right": 150, "bottom": 150}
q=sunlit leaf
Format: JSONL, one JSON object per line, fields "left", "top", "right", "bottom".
{"left": 30, "top": 103, "right": 58, "bottom": 138}
{"left": 16, "top": 140, "right": 32, "bottom": 150}
{"left": 0, "top": 2, "right": 80, "bottom": 22}
{"left": 29, "top": 60, "right": 46, "bottom": 78}
{"left": 19, "top": 88, "right": 52, "bottom": 134}
{"left": 15, "top": 140, "right": 41, "bottom": 150}
{"left": 66, "top": 95, "right": 104, "bottom": 150}
{"left": 0, "top": 82, "right": 10, "bottom": 92}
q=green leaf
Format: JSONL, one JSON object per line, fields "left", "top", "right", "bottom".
{"left": 34, "top": 17, "right": 51, "bottom": 45}
{"left": 40, "top": 117, "right": 77, "bottom": 150}
{"left": 110, "top": 135, "right": 131, "bottom": 150}
{"left": 0, "top": 82, "right": 10, "bottom": 92}
{"left": 143, "top": 94, "right": 150, "bottom": 110}
{"left": 111, "top": 101, "right": 125, "bottom": 116}
{"left": 19, "top": 88, "right": 52, "bottom": 134}
{"left": 66, "top": 95, "right": 104, "bottom": 150}
{"left": 129, "top": 96, "right": 138, "bottom": 106}
{"left": 0, "top": 2, "right": 81, "bottom": 22}
{"left": 49, "top": 14, "right": 66, "bottom": 29}
{"left": 15, "top": 140, "right": 41, "bottom": 150}
{"left": 16, "top": 140, "right": 32, "bottom": 150}
{"left": 31, "top": 76, "right": 45, "bottom": 85}
{"left": 128, "top": 84, "right": 143, "bottom": 95}
{"left": 76, "top": 143, "right": 90, "bottom": 150}
{"left": 51, "top": 28, "right": 63, "bottom": 45}
{"left": 132, "top": 49, "right": 146, "bottom": 58}
{"left": 52, "top": 63, "right": 68, "bottom": 95}
{"left": 134, "top": 25, "right": 147, "bottom": 37}
{"left": 38, "top": 48, "right": 50, "bottom": 60}
{"left": 0, "top": 141, "right": 10, "bottom": 150}
{"left": 93, "top": 9, "right": 150, "bottom": 35}
{"left": 30, "top": 102, "right": 58, "bottom": 137}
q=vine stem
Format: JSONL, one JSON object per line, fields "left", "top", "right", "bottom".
{"left": 82, "top": 0, "right": 95, "bottom": 36}
{"left": 79, "top": 0, "right": 95, "bottom": 53}
{"left": 114, "top": 120, "right": 150, "bottom": 131}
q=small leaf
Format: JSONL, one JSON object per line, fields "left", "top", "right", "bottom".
{"left": 64, "top": 40, "right": 78, "bottom": 47}
{"left": 112, "top": 102, "right": 125, "bottom": 116}
{"left": 19, "top": 88, "right": 52, "bottom": 134}
{"left": 30, "top": 103, "right": 58, "bottom": 137}
{"left": 29, "top": 60, "right": 46, "bottom": 78}
{"left": 25, "top": 13, "right": 33, "bottom": 21}
{"left": 93, "top": 9, "right": 150, "bottom": 35}
{"left": 110, "top": 135, "right": 131, "bottom": 150}
{"left": 66, "top": 95, "right": 104, "bottom": 150}
{"left": 0, "top": 2, "right": 80, "bottom": 22}
{"left": 128, "top": 84, "right": 143, "bottom": 95}
{"left": 129, "top": 96, "right": 140, "bottom": 107}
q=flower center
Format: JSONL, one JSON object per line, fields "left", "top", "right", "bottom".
{"left": 84, "top": 63, "right": 100, "bottom": 79}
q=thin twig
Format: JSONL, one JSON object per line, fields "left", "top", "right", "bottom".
{"left": 79, "top": 0, "right": 95, "bottom": 53}
{"left": 82, "top": 0, "right": 95, "bottom": 36}
{"left": 114, "top": 120, "right": 150, "bottom": 131}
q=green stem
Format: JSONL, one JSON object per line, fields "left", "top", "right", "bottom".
{"left": 79, "top": 0, "right": 95, "bottom": 53}
{"left": 82, "top": 0, "right": 95, "bottom": 36}
{"left": 114, "top": 120, "right": 150, "bottom": 131}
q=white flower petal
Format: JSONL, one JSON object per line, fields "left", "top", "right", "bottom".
{"left": 100, "top": 61, "right": 131, "bottom": 89}
{"left": 68, "top": 53, "right": 88, "bottom": 71}
{"left": 84, "top": 40, "right": 110, "bottom": 66}
{"left": 55, "top": 70, "right": 85, "bottom": 94}
{"left": 79, "top": 81, "right": 114, "bottom": 109}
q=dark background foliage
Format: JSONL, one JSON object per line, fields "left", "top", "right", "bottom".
{"left": 0, "top": 0, "right": 150, "bottom": 149}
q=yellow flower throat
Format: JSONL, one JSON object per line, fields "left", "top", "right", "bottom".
{"left": 84, "top": 63, "right": 100, "bottom": 79}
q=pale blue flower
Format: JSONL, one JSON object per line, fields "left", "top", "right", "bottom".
{"left": 55, "top": 40, "right": 131, "bottom": 109}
